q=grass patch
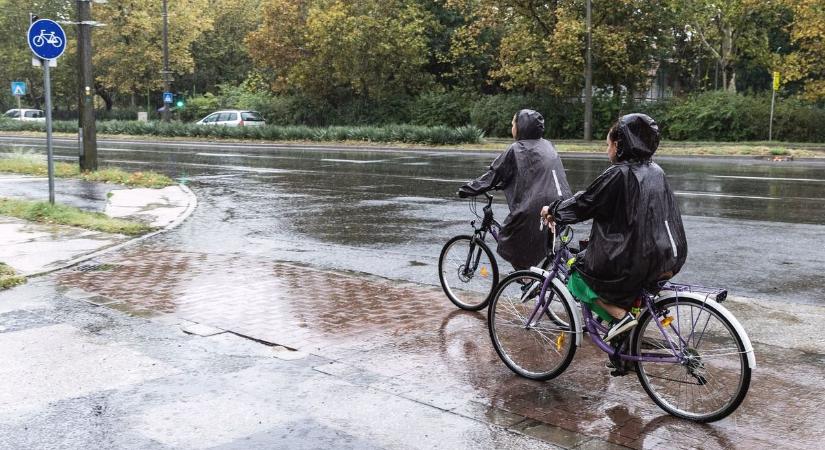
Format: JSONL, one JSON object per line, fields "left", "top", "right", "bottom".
{"left": 0, "top": 155, "right": 175, "bottom": 188}
{"left": 0, "top": 197, "right": 153, "bottom": 236}
{"left": 0, "top": 262, "right": 26, "bottom": 290}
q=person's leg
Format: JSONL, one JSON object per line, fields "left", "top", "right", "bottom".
{"left": 598, "top": 298, "right": 637, "bottom": 343}
{"left": 596, "top": 299, "right": 627, "bottom": 320}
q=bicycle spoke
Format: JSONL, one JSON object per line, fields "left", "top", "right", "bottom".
{"left": 490, "top": 275, "right": 576, "bottom": 379}
{"left": 636, "top": 298, "right": 749, "bottom": 421}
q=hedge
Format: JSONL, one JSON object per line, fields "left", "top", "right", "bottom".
{"left": 0, "top": 119, "right": 484, "bottom": 145}
{"left": 7, "top": 91, "right": 825, "bottom": 143}
{"left": 468, "top": 91, "right": 825, "bottom": 142}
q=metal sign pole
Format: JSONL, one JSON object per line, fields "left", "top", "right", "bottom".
{"left": 44, "top": 59, "right": 55, "bottom": 204}
{"left": 769, "top": 89, "right": 775, "bottom": 142}
{"left": 28, "top": 18, "right": 65, "bottom": 205}
{"left": 769, "top": 71, "right": 779, "bottom": 142}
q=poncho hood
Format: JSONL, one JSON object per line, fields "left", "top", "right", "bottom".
{"left": 615, "top": 113, "right": 660, "bottom": 161}
{"left": 515, "top": 109, "right": 545, "bottom": 140}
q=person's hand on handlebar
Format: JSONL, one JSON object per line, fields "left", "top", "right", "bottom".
{"left": 540, "top": 205, "right": 556, "bottom": 233}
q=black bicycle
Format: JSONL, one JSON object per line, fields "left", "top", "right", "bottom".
{"left": 438, "top": 192, "right": 502, "bottom": 310}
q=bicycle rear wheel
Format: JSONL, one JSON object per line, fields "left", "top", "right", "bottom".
{"left": 438, "top": 235, "right": 499, "bottom": 311}
{"left": 488, "top": 271, "right": 576, "bottom": 380}
{"left": 632, "top": 297, "right": 752, "bottom": 422}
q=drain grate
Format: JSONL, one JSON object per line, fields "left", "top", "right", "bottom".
{"left": 74, "top": 262, "right": 118, "bottom": 272}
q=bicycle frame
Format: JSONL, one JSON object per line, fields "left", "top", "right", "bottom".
{"left": 524, "top": 229, "right": 726, "bottom": 366}
{"left": 461, "top": 193, "right": 501, "bottom": 276}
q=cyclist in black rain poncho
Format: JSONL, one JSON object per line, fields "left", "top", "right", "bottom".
{"left": 541, "top": 113, "right": 687, "bottom": 342}
{"left": 459, "top": 109, "right": 572, "bottom": 270}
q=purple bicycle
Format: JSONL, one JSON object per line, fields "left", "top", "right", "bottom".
{"left": 438, "top": 192, "right": 502, "bottom": 310}
{"left": 487, "top": 225, "right": 755, "bottom": 422}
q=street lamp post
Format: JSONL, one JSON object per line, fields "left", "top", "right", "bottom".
{"left": 77, "top": 0, "right": 98, "bottom": 171}
{"left": 161, "top": 0, "right": 171, "bottom": 122}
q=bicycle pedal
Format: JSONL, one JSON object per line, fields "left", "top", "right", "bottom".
{"left": 609, "top": 369, "right": 628, "bottom": 377}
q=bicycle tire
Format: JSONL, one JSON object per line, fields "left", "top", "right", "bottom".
{"left": 632, "top": 296, "right": 752, "bottom": 422}
{"left": 488, "top": 271, "right": 577, "bottom": 380}
{"left": 438, "top": 235, "right": 499, "bottom": 311}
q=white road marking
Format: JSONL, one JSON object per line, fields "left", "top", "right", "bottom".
{"left": 321, "top": 158, "right": 387, "bottom": 164}
{"left": 711, "top": 175, "right": 825, "bottom": 183}
{"left": 675, "top": 191, "right": 778, "bottom": 201}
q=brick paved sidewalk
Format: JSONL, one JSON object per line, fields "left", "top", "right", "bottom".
{"left": 53, "top": 244, "right": 824, "bottom": 449}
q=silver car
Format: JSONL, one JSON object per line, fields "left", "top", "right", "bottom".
{"left": 3, "top": 109, "right": 46, "bottom": 121}
{"left": 196, "top": 110, "right": 265, "bottom": 127}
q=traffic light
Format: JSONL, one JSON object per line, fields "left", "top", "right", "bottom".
{"left": 175, "top": 94, "right": 185, "bottom": 109}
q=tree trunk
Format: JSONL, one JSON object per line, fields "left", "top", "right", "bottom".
{"left": 95, "top": 84, "right": 113, "bottom": 111}
{"left": 721, "top": 65, "right": 727, "bottom": 91}
{"left": 727, "top": 71, "right": 737, "bottom": 93}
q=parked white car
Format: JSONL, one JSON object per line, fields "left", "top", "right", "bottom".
{"left": 196, "top": 110, "right": 265, "bottom": 127}
{"left": 3, "top": 109, "right": 45, "bottom": 121}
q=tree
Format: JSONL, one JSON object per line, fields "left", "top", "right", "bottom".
{"left": 248, "top": 0, "right": 434, "bottom": 103}
{"left": 445, "top": 0, "right": 668, "bottom": 98}
{"left": 675, "top": 0, "right": 776, "bottom": 92}
{"left": 782, "top": 0, "right": 825, "bottom": 101}
{"left": 186, "top": 0, "right": 262, "bottom": 95}
{"left": 92, "top": 0, "right": 213, "bottom": 109}
{"left": 245, "top": 0, "right": 308, "bottom": 93}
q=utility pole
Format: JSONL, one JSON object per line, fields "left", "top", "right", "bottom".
{"left": 584, "top": 0, "right": 593, "bottom": 141}
{"left": 161, "top": 0, "right": 171, "bottom": 122}
{"left": 77, "top": 0, "right": 98, "bottom": 171}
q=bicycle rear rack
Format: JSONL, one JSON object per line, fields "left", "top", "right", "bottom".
{"left": 659, "top": 282, "right": 728, "bottom": 303}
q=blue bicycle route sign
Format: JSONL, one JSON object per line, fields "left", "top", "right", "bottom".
{"left": 27, "top": 19, "right": 66, "bottom": 60}
{"left": 11, "top": 82, "right": 26, "bottom": 96}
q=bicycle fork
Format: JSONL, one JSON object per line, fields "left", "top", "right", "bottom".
{"left": 461, "top": 236, "right": 485, "bottom": 277}
{"left": 524, "top": 264, "right": 561, "bottom": 328}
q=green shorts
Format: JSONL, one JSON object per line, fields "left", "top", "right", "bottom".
{"left": 567, "top": 271, "right": 614, "bottom": 323}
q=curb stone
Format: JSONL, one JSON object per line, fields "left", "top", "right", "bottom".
{"left": 23, "top": 183, "right": 197, "bottom": 278}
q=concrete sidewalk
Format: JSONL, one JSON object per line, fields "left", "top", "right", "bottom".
{"left": 0, "top": 174, "right": 196, "bottom": 276}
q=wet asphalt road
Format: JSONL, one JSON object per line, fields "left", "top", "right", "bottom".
{"left": 1, "top": 135, "right": 824, "bottom": 304}
{"left": 3, "top": 135, "right": 825, "bottom": 448}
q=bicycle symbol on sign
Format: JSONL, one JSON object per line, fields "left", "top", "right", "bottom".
{"left": 32, "top": 30, "right": 63, "bottom": 48}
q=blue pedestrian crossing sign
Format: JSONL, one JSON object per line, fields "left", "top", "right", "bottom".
{"left": 11, "top": 82, "right": 26, "bottom": 96}
{"left": 163, "top": 92, "right": 174, "bottom": 104}
{"left": 27, "top": 19, "right": 67, "bottom": 60}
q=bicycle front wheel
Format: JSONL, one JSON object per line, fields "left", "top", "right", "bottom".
{"left": 488, "top": 271, "right": 576, "bottom": 380}
{"left": 438, "top": 235, "right": 498, "bottom": 311}
{"left": 632, "top": 297, "right": 752, "bottom": 422}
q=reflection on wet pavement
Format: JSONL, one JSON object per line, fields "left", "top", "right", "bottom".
{"left": 56, "top": 245, "right": 825, "bottom": 449}
{"left": 7, "top": 137, "right": 825, "bottom": 447}
{"left": 57, "top": 248, "right": 451, "bottom": 349}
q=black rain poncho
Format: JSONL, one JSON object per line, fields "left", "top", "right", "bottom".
{"left": 459, "top": 109, "right": 572, "bottom": 269}
{"left": 550, "top": 113, "right": 687, "bottom": 308}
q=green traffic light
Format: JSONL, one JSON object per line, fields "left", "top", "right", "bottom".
{"left": 175, "top": 99, "right": 184, "bottom": 108}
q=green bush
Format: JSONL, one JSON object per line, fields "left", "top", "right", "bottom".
{"left": 469, "top": 94, "right": 532, "bottom": 137}
{"left": 468, "top": 94, "right": 631, "bottom": 139}
{"left": 183, "top": 93, "right": 220, "bottom": 122}
{"left": 772, "top": 99, "right": 825, "bottom": 142}
{"left": 4, "top": 90, "right": 824, "bottom": 142}
{"left": 658, "top": 91, "right": 769, "bottom": 141}
{"left": 410, "top": 91, "right": 475, "bottom": 127}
